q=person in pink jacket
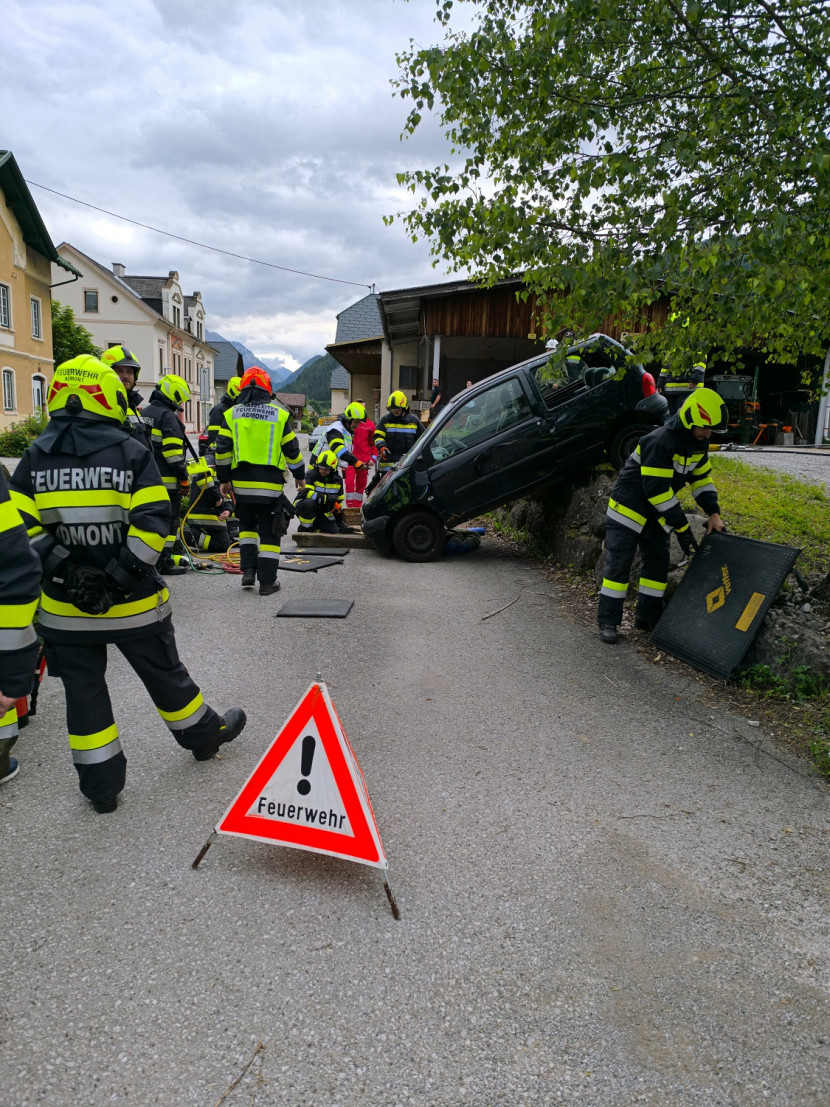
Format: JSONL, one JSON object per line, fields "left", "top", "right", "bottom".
{"left": 345, "top": 401, "right": 377, "bottom": 508}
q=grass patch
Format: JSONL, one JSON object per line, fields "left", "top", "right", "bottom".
{"left": 678, "top": 457, "right": 830, "bottom": 575}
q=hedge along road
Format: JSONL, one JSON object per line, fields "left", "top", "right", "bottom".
{"left": 2, "top": 533, "right": 828, "bottom": 1106}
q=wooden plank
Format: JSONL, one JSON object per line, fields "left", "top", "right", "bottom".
{"left": 292, "top": 529, "right": 374, "bottom": 550}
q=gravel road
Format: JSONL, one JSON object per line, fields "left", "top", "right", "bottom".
{"left": 2, "top": 528, "right": 828, "bottom": 1106}
{"left": 714, "top": 446, "right": 830, "bottom": 489}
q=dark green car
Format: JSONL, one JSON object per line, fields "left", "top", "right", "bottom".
{"left": 361, "top": 335, "right": 669, "bottom": 561}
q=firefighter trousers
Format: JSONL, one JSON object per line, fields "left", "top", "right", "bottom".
{"left": 44, "top": 617, "right": 224, "bottom": 804}
{"left": 236, "top": 501, "right": 280, "bottom": 584}
{"left": 163, "top": 488, "right": 183, "bottom": 555}
{"left": 597, "top": 517, "right": 669, "bottom": 628}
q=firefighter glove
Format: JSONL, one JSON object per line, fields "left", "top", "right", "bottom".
{"left": 379, "top": 447, "right": 391, "bottom": 460}
{"left": 352, "top": 459, "right": 364, "bottom": 470}
{"left": 676, "top": 526, "right": 694, "bottom": 556}
{"left": 63, "top": 564, "right": 115, "bottom": 615}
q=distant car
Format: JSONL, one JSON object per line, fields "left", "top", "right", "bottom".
{"left": 361, "top": 334, "right": 669, "bottom": 561}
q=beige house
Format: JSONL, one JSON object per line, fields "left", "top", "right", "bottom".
{"left": 51, "top": 245, "right": 216, "bottom": 433}
{"left": 0, "top": 151, "right": 81, "bottom": 430}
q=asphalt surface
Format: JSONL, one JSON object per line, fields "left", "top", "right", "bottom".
{"left": 713, "top": 445, "right": 830, "bottom": 489}
{"left": 2, "top": 524, "right": 829, "bottom": 1105}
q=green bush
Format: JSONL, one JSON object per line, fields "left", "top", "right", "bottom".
{"left": 0, "top": 413, "right": 48, "bottom": 457}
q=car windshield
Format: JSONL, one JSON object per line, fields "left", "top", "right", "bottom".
{"left": 427, "top": 376, "right": 532, "bottom": 462}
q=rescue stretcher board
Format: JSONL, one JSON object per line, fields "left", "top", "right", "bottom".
{"left": 650, "top": 532, "right": 800, "bottom": 680}
{"left": 192, "top": 683, "right": 400, "bottom": 916}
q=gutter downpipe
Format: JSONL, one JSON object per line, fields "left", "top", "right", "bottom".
{"left": 814, "top": 348, "right": 830, "bottom": 445}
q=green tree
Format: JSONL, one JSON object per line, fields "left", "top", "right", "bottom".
{"left": 392, "top": 0, "right": 830, "bottom": 370}
{"left": 51, "top": 301, "right": 100, "bottom": 366}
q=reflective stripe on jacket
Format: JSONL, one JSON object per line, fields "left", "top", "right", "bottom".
{"left": 215, "top": 399, "right": 305, "bottom": 502}
{"left": 373, "top": 412, "right": 424, "bottom": 461}
{"left": 0, "top": 467, "right": 40, "bottom": 699}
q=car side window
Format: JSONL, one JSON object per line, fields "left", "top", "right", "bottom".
{"left": 429, "top": 377, "right": 531, "bottom": 461}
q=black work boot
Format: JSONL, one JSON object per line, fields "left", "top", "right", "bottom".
{"left": 599, "top": 624, "right": 619, "bottom": 645}
{"left": 634, "top": 618, "right": 656, "bottom": 633}
{"left": 241, "top": 568, "right": 256, "bottom": 588}
{"left": 92, "top": 795, "right": 118, "bottom": 814}
{"left": 193, "top": 708, "right": 247, "bottom": 761}
{"left": 259, "top": 581, "right": 281, "bottom": 596}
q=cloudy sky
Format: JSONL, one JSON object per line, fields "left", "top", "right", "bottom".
{"left": 4, "top": 0, "right": 470, "bottom": 371}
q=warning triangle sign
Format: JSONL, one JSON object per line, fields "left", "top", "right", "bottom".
{"left": 216, "top": 683, "right": 387, "bottom": 869}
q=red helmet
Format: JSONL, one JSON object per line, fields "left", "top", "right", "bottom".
{"left": 241, "top": 366, "right": 272, "bottom": 393}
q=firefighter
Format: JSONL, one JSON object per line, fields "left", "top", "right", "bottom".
{"left": 9, "top": 355, "right": 246, "bottom": 812}
{"left": 294, "top": 450, "right": 345, "bottom": 534}
{"left": 186, "top": 461, "right": 232, "bottom": 554}
{"left": 205, "top": 375, "right": 242, "bottom": 465}
{"left": 658, "top": 314, "right": 708, "bottom": 413}
{"left": 142, "top": 371, "right": 192, "bottom": 573}
{"left": 369, "top": 391, "right": 425, "bottom": 492}
{"left": 0, "top": 467, "right": 41, "bottom": 785}
{"left": 100, "top": 345, "right": 152, "bottom": 448}
{"left": 310, "top": 401, "right": 367, "bottom": 472}
{"left": 215, "top": 366, "right": 305, "bottom": 595}
{"left": 597, "top": 387, "right": 728, "bottom": 644}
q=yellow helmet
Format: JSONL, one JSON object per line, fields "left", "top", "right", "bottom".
{"left": 226, "top": 375, "right": 242, "bottom": 399}
{"left": 100, "top": 345, "right": 141, "bottom": 378}
{"left": 159, "top": 373, "right": 191, "bottom": 405}
{"left": 343, "top": 401, "right": 366, "bottom": 422}
{"left": 317, "top": 449, "right": 339, "bottom": 470}
{"left": 678, "top": 387, "right": 728, "bottom": 431}
{"left": 387, "top": 390, "right": 408, "bottom": 411}
{"left": 47, "top": 356, "right": 128, "bottom": 424}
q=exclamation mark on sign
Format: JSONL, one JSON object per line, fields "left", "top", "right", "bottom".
{"left": 297, "top": 735, "right": 316, "bottom": 796}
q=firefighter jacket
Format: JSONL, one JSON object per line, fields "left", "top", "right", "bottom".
{"left": 295, "top": 465, "right": 345, "bottom": 519}
{"left": 187, "top": 478, "right": 230, "bottom": 534}
{"left": 214, "top": 389, "right": 305, "bottom": 504}
{"left": 142, "top": 388, "right": 188, "bottom": 488}
{"left": 9, "top": 418, "right": 172, "bottom": 644}
{"left": 606, "top": 414, "right": 720, "bottom": 536}
{"left": 206, "top": 392, "right": 236, "bottom": 450}
{"left": 125, "top": 388, "right": 153, "bottom": 449}
{"left": 311, "top": 419, "right": 359, "bottom": 466}
{"left": 659, "top": 353, "right": 707, "bottom": 394}
{"left": 0, "top": 467, "right": 40, "bottom": 699}
{"left": 373, "top": 411, "right": 424, "bottom": 462}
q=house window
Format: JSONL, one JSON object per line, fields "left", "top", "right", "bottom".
{"left": 399, "top": 365, "right": 418, "bottom": 390}
{"left": 197, "top": 320, "right": 203, "bottom": 340}
{"left": 32, "top": 374, "right": 46, "bottom": 413}
{"left": 31, "top": 297, "right": 42, "bottom": 339}
{"left": 159, "top": 348, "right": 164, "bottom": 374}
{"left": 173, "top": 305, "right": 181, "bottom": 329}
{"left": 0, "top": 283, "right": 11, "bottom": 328}
{"left": 84, "top": 289, "right": 99, "bottom": 313}
{"left": 2, "top": 368, "right": 16, "bottom": 411}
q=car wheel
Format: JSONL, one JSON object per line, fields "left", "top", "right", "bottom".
{"left": 609, "top": 422, "right": 656, "bottom": 468}
{"left": 391, "top": 511, "right": 445, "bottom": 562}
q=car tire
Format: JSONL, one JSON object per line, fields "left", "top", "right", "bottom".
{"left": 391, "top": 510, "right": 445, "bottom": 562}
{"left": 609, "top": 422, "right": 656, "bottom": 469}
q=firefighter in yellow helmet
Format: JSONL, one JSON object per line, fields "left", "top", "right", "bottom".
{"left": 8, "top": 356, "right": 246, "bottom": 812}
{"left": 142, "top": 371, "right": 192, "bottom": 573}
{"left": 658, "top": 313, "right": 708, "bottom": 414}
{"left": 0, "top": 466, "right": 41, "bottom": 786}
{"left": 215, "top": 367, "right": 306, "bottom": 595}
{"left": 597, "top": 388, "right": 727, "bottom": 644}
{"left": 294, "top": 449, "right": 346, "bottom": 533}
{"left": 205, "top": 375, "right": 242, "bottom": 466}
{"left": 310, "top": 401, "right": 367, "bottom": 471}
{"left": 100, "top": 345, "right": 152, "bottom": 448}
{"left": 369, "top": 390, "right": 424, "bottom": 493}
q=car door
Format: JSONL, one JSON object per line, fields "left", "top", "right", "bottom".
{"left": 423, "top": 375, "right": 557, "bottom": 520}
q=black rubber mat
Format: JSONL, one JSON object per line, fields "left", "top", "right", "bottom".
{"left": 276, "top": 598, "right": 355, "bottom": 618}
{"left": 651, "top": 532, "right": 800, "bottom": 679}
{"left": 281, "top": 546, "right": 350, "bottom": 556}
{"left": 279, "top": 556, "right": 344, "bottom": 573}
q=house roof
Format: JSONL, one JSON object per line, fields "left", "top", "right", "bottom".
{"left": 274, "top": 392, "right": 306, "bottom": 408}
{"left": 334, "top": 292, "right": 384, "bottom": 343}
{"left": 122, "top": 275, "right": 167, "bottom": 299}
{"left": 330, "top": 364, "right": 350, "bottom": 389}
{"left": 57, "top": 243, "right": 167, "bottom": 322}
{"left": 211, "top": 340, "right": 244, "bottom": 383}
{"left": 0, "top": 151, "right": 82, "bottom": 276}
